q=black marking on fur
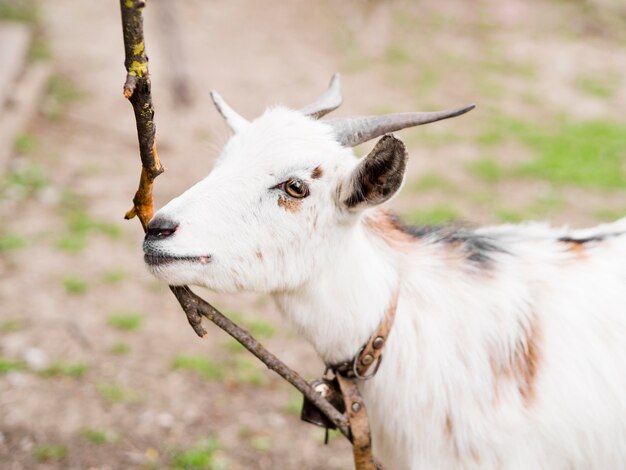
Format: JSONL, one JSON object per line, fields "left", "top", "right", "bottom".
{"left": 557, "top": 233, "right": 622, "bottom": 245}
{"left": 388, "top": 214, "right": 508, "bottom": 265}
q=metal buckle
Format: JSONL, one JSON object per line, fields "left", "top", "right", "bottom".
{"left": 351, "top": 346, "right": 383, "bottom": 380}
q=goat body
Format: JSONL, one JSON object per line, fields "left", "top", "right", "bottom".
{"left": 276, "top": 209, "right": 626, "bottom": 469}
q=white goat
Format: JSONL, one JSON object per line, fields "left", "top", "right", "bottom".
{"left": 143, "top": 75, "right": 626, "bottom": 469}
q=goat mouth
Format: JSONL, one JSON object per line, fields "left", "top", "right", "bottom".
{"left": 144, "top": 254, "right": 212, "bottom": 267}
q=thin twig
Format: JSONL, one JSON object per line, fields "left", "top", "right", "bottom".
{"left": 119, "top": 0, "right": 350, "bottom": 441}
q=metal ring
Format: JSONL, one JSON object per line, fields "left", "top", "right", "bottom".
{"left": 352, "top": 350, "right": 384, "bottom": 380}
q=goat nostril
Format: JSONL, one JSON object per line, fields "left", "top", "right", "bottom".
{"left": 156, "top": 227, "right": 176, "bottom": 237}
{"left": 146, "top": 217, "right": 179, "bottom": 239}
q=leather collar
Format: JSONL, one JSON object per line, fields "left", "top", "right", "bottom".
{"left": 328, "top": 289, "right": 399, "bottom": 380}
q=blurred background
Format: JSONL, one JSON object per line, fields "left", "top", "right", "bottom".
{"left": 1, "top": 0, "right": 625, "bottom": 468}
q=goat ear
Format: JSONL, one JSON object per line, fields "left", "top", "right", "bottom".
{"left": 340, "top": 134, "right": 408, "bottom": 209}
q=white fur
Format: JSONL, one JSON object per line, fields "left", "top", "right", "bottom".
{"left": 145, "top": 107, "right": 626, "bottom": 469}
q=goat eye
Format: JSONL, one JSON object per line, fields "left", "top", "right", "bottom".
{"left": 283, "top": 179, "right": 309, "bottom": 198}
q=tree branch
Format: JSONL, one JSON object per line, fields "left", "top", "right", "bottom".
{"left": 119, "top": 0, "right": 350, "bottom": 442}
{"left": 120, "top": 0, "right": 164, "bottom": 230}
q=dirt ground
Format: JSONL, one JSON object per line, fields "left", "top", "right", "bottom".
{"left": 1, "top": 0, "right": 626, "bottom": 469}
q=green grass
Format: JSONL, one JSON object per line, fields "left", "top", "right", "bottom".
{"left": 403, "top": 205, "right": 459, "bottom": 225}
{"left": 250, "top": 435, "right": 271, "bottom": 452}
{"left": 14, "top": 132, "right": 38, "bottom": 154}
{"left": 494, "top": 208, "right": 525, "bottom": 223}
{"left": 248, "top": 321, "right": 275, "bottom": 338}
{"left": 285, "top": 390, "right": 303, "bottom": 416}
{"left": 0, "top": 164, "right": 48, "bottom": 200}
{"left": 33, "top": 444, "right": 67, "bottom": 462}
{"left": 469, "top": 188, "right": 497, "bottom": 205}
{"left": 57, "top": 211, "right": 123, "bottom": 253}
{"left": 0, "top": 319, "right": 24, "bottom": 333}
{"left": 181, "top": 346, "right": 266, "bottom": 385}
{"left": 467, "top": 157, "right": 505, "bottom": 183}
{"left": 39, "top": 361, "right": 88, "bottom": 378}
{"left": 44, "top": 75, "right": 83, "bottom": 121}
{"left": 56, "top": 234, "right": 87, "bottom": 253}
{"left": 232, "top": 357, "right": 266, "bottom": 386}
{"left": 517, "top": 121, "right": 626, "bottom": 189}
{"left": 222, "top": 339, "right": 245, "bottom": 354}
{"left": 29, "top": 36, "right": 52, "bottom": 61}
{"left": 574, "top": 74, "right": 618, "bottom": 99}
{"left": 101, "top": 269, "right": 127, "bottom": 284}
{"left": 62, "top": 275, "right": 88, "bottom": 295}
{"left": 227, "top": 312, "right": 276, "bottom": 338}
{"left": 477, "top": 115, "right": 531, "bottom": 147}
{"left": 172, "top": 355, "right": 225, "bottom": 381}
{"left": 525, "top": 192, "right": 565, "bottom": 219}
{"left": 58, "top": 189, "right": 86, "bottom": 211}
{"left": 480, "top": 54, "right": 536, "bottom": 80}
{"left": 80, "top": 428, "right": 119, "bottom": 445}
{"left": 97, "top": 383, "right": 141, "bottom": 404}
{"left": 109, "top": 341, "right": 130, "bottom": 355}
{"left": 0, "top": 234, "right": 26, "bottom": 252}
{"left": 107, "top": 312, "right": 143, "bottom": 331}
{"left": 170, "top": 436, "right": 220, "bottom": 469}
{"left": 479, "top": 116, "right": 626, "bottom": 189}
{"left": 591, "top": 207, "right": 626, "bottom": 222}
{"left": 0, "top": 0, "right": 38, "bottom": 23}
{"left": 385, "top": 46, "right": 412, "bottom": 65}
{"left": 0, "top": 357, "right": 25, "bottom": 374}
{"left": 67, "top": 211, "right": 122, "bottom": 239}
{"left": 408, "top": 173, "right": 455, "bottom": 193}
{"left": 413, "top": 67, "right": 441, "bottom": 99}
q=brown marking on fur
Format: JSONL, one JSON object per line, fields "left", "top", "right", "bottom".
{"left": 364, "top": 209, "right": 415, "bottom": 245}
{"left": 311, "top": 166, "right": 323, "bottom": 179}
{"left": 255, "top": 250, "right": 263, "bottom": 261}
{"left": 491, "top": 316, "right": 542, "bottom": 407}
{"left": 277, "top": 195, "right": 302, "bottom": 213}
{"left": 444, "top": 415, "right": 453, "bottom": 437}
{"left": 444, "top": 415, "right": 480, "bottom": 462}
{"left": 489, "top": 355, "right": 503, "bottom": 405}
{"left": 563, "top": 240, "right": 586, "bottom": 259}
{"left": 516, "top": 317, "right": 541, "bottom": 405}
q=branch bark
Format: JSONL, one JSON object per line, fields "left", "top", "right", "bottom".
{"left": 119, "top": 0, "right": 351, "bottom": 442}
{"left": 120, "top": 0, "right": 164, "bottom": 230}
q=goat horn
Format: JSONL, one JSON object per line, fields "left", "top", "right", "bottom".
{"left": 300, "top": 73, "right": 343, "bottom": 119}
{"left": 210, "top": 90, "right": 250, "bottom": 133}
{"left": 327, "top": 104, "right": 476, "bottom": 147}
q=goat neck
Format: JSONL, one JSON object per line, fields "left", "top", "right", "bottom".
{"left": 272, "top": 214, "right": 399, "bottom": 365}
